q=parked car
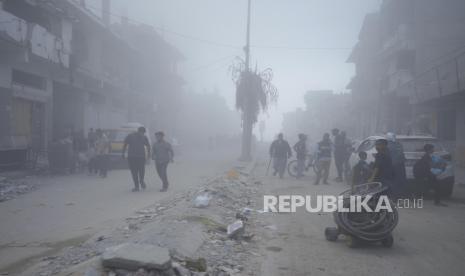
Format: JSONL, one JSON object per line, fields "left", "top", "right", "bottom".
{"left": 105, "top": 123, "right": 152, "bottom": 169}
{"left": 349, "top": 135, "right": 455, "bottom": 197}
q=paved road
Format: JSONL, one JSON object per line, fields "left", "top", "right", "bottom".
{"left": 0, "top": 149, "right": 237, "bottom": 272}
{"left": 253, "top": 157, "right": 465, "bottom": 276}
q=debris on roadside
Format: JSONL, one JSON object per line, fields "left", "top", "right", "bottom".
{"left": 227, "top": 220, "right": 244, "bottom": 239}
{"left": 0, "top": 177, "right": 37, "bottom": 202}
{"left": 102, "top": 243, "right": 172, "bottom": 271}
{"left": 193, "top": 193, "right": 212, "bottom": 208}
{"left": 26, "top": 165, "right": 263, "bottom": 276}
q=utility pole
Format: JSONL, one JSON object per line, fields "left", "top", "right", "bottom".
{"left": 239, "top": 0, "right": 253, "bottom": 161}
{"left": 244, "top": 0, "right": 251, "bottom": 71}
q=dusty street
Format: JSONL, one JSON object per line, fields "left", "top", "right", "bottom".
{"left": 252, "top": 156, "right": 465, "bottom": 276}
{"left": 0, "top": 149, "right": 237, "bottom": 273}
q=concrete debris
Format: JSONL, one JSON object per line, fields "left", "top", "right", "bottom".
{"left": 0, "top": 178, "right": 37, "bottom": 202}
{"left": 102, "top": 243, "right": 172, "bottom": 271}
{"left": 227, "top": 220, "right": 244, "bottom": 238}
{"left": 25, "top": 166, "right": 262, "bottom": 276}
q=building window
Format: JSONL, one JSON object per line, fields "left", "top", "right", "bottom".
{"left": 12, "top": 70, "right": 46, "bottom": 90}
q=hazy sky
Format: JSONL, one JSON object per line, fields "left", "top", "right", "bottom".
{"left": 89, "top": 0, "right": 381, "bottom": 139}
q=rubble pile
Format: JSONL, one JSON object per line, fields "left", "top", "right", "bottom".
{"left": 0, "top": 176, "right": 37, "bottom": 202}
{"left": 26, "top": 165, "right": 265, "bottom": 276}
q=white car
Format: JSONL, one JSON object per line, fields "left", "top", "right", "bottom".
{"left": 349, "top": 135, "right": 455, "bottom": 197}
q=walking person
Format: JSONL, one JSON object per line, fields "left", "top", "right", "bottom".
{"left": 95, "top": 129, "right": 110, "bottom": 178}
{"left": 152, "top": 131, "right": 174, "bottom": 192}
{"left": 368, "top": 139, "right": 395, "bottom": 195}
{"left": 332, "top": 128, "right": 345, "bottom": 182}
{"left": 293, "top": 134, "right": 307, "bottom": 179}
{"left": 269, "top": 133, "right": 292, "bottom": 179}
{"left": 314, "top": 133, "right": 332, "bottom": 185}
{"left": 413, "top": 144, "right": 447, "bottom": 206}
{"left": 386, "top": 132, "right": 407, "bottom": 198}
{"left": 122, "top": 127, "right": 151, "bottom": 192}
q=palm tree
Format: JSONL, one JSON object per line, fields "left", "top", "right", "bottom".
{"left": 232, "top": 61, "right": 278, "bottom": 160}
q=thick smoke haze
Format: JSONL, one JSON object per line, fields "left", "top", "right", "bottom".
{"left": 88, "top": 0, "right": 381, "bottom": 140}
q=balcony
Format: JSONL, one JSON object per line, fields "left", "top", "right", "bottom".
{"left": 0, "top": 8, "right": 71, "bottom": 67}
{"left": 379, "top": 24, "right": 415, "bottom": 59}
{"left": 0, "top": 9, "right": 27, "bottom": 44}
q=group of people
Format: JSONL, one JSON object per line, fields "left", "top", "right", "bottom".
{"left": 121, "top": 127, "right": 174, "bottom": 192}
{"left": 81, "top": 127, "right": 174, "bottom": 192}
{"left": 269, "top": 129, "right": 447, "bottom": 206}
{"left": 86, "top": 128, "right": 111, "bottom": 178}
{"left": 268, "top": 128, "right": 352, "bottom": 184}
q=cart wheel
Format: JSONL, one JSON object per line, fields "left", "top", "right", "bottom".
{"left": 381, "top": 235, "right": 394, "bottom": 248}
{"left": 324, "top": 227, "right": 339, "bottom": 241}
{"left": 345, "top": 235, "right": 360, "bottom": 248}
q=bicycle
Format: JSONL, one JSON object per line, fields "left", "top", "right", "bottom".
{"left": 287, "top": 153, "right": 320, "bottom": 178}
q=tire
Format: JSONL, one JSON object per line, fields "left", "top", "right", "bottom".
{"left": 287, "top": 160, "right": 299, "bottom": 178}
{"left": 381, "top": 235, "right": 394, "bottom": 248}
{"left": 325, "top": 227, "right": 339, "bottom": 241}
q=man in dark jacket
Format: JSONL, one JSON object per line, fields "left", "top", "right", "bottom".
{"left": 387, "top": 132, "right": 407, "bottom": 198}
{"left": 269, "top": 133, "right": 292, "bottom": 178}
{"left": 122, "top": 127, "right": 151, "bottom": 192}
{"left": 413, "top": 144, "right": 447, "bottom": 206}
{"left": 369, "top": 139, "right": 395, "bottom": 195}
{"left": 152, "top": 131, "right": 174, "bottom": 192}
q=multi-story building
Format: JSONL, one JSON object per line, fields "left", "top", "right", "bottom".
{"left": 348, "top": 0, "right": 465, "bottom": 178}
{"left": 0, "top": 0, "right": 183, "bottom": 167}
{"left": 282, "top": 90, "right": 353, "bottom": 143}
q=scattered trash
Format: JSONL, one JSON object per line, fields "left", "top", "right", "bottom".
{"left": 227, "top": 170, "right": 239, "bottom": 180}
{"left": 193, "top": 193, "right": 211, "bottom": 208}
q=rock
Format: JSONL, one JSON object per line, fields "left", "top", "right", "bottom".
{"left": 172, "top": 262, "right": 191, "bottom": 276}
{"left": 227, "top": 221, "right": 244, "bottom": 238}
{"left": 102, "top": 243, "right": 172, "bottom": 271}
{"left": 185, "top": 258, "right": 207, "bottom": 272}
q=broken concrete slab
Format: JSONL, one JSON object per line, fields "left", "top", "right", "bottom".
{"left": 102, "top": 243, "right": 171, "bottom": 271}
{"left": 227, "top": 220, "right": 244, "bottom": 238}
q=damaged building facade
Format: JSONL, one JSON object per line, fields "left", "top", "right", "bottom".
{"left": 347, "top": 0, "right": 465, "bottom": 176}
{"left": 0, "top": 0, "right": 183, "bottom": 167}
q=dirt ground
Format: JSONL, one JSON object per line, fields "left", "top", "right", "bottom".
{"left": 252, "top": 157, "right": 465, "bottom": 276}
{"left": 2, "top": 147, "right": 465, "bottom": 276}
{"left": 0, "top": 149, "right": 237, "bottom": 274}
